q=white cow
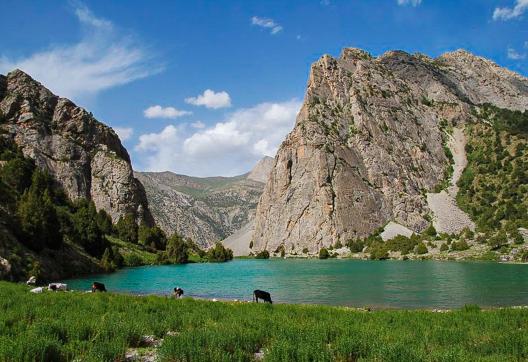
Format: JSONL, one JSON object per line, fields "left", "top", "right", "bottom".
{"left": 26, "top": 276, "right": 37, "bottom": 285}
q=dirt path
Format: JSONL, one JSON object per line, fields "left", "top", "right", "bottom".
{"left": 426, "top": 128, "right": 475, "bottom": 235}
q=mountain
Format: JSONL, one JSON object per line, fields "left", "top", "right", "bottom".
{"left": 0, "top": 70, "right": 152, "bottom": 224}
{"left": 135, "top": 157, "right": 273, "bottom": 247}
{"left": 253, "top": 49, "right": 528, "bottom": 254}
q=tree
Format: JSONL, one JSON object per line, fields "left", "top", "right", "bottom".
{"left": 206, "top": 242, "right": 233, "bottom": 262}
{"left": 95, "top": 209, "right": 113, "bottom": 235}
{"left": 115, "top": 213, "right": 138, "bottom": 244}
{"left": 348, "top": 239, "right": 365, "bottom": 253}
{"left": 415, "top": 242, "right": 428, "bottom": 255}
{"left": 71, "top": 200, "right": 107, "bottom": 258}
{"left": 319, "top": 248, "right": 330, "bottom": 259}
{"left": 17, "top": 173, "right": 62, "bottom": 251}
{"left": 165, "top": 233, "right": 188, "bottom": 264}
{"left": 138, "top": 223, "right": 167, "bottom": 250}
{"left": 0, "top": 156, "right": 34, "bottom": 195}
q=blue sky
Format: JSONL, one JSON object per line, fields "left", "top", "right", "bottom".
{"left": 1, "top": 0, "right": 527, "bottom": 176}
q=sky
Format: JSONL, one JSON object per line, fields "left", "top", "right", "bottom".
{"left": 1, "top": 0, "right": 527, "bottom": 176}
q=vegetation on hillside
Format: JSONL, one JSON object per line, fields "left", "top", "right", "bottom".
{"left": 457, "top": 105, "right": 527, "bottom": 238}
{"left": 0, "top": 282, "right": 527, "bottom": 361}
{"left": 0, "top": 137, "right": 233, "bottom": 281}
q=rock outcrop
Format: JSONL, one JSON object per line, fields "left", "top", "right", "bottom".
{"left": 0, "top": 70, "right": 152, "bottom": 223}
{"left": 135, "top": 157, "right": 272, "bottom": 247}
{"left": 253, "top": 49, "right": 528, "bottom": 253}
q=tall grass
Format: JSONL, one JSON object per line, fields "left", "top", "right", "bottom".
{"left": 0, "top": 282, "right": 527, "bottom": 361}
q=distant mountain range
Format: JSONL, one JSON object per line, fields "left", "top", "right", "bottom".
{"left": 135, "top": 157, "right": 273, "bottom": 247}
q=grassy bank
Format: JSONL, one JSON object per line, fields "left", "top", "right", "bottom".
{"left": 1, "top": 282, "right": 527, "bottom": 361}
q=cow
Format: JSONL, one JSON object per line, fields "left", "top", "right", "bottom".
{"left": 253, "top": 289, "right": 273, "bottom": 304}
{"left": 92, "top": 282, "right": 107, "bottom": 292}
{"left": 48, "top": 283, "right": 68, "bottom": 291}
{"left": 173, "top": 287, "right": 184, "bottom": 298}
{"left": 26, "top": 276, "right": 37, "bottom": 285}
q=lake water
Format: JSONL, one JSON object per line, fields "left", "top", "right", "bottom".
{"left": 66, "top": 259, "right": 528, "bottom": 309}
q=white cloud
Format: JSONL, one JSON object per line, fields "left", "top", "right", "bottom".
{"left": 397, "top": 0, "right": 422, "bottom": 6}
{"left": 251, "top": 16, "right": 283, "bottom": 35}
{"left": 134, "top": 99, "right": 301, "bottom": 176}
{"left": 185, "top": 89, "right": 232, "bottom": 109}
{"left": 493, "top": 0, "right": 528, "bottom": 20}
{"left": 144, "top": 105, "right": 192, "bottom": 119}
{"left": 114, "top": 127, "right": 134, "bottom": 141}
{"left": 191, "top": 121, "right": 206, "bottom": 129}
{"left": 507, "top": 47, "right": 526, "bottom": 60}
{"left": 0, "top": 3, "right": 161, "bottom": 103}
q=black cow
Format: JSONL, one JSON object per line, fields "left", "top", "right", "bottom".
{"left": 253, "top": 289, "right": 272, "bottom": 304}
{"left": 173, "top": 287, "right": 184, "bottom": 298}
{"left": 92, "top": 282, "right": 107, "bottom": 292}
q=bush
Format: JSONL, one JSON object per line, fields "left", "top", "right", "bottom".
{"left": 302, "top": 247, "right": 309, "bottom": 254}
{"left": 255, "top": 250, "right": 270, "bottom": 259}
{"left": 415, "top": 242, "right": 428, "bottom": 255}
{"left": 206, "top": 242, "right": 233, "bottom": 262}
{"left": 488, "top": 232, "right": 508, "bottom": 250}
{"left": 440, "top": 243, "right": 449, "bottom": 252}
{"left": 319, "top": 248, "right": 330, "bottom": 259}
{"left": 368, "top": 243, "right": 389, "bottom": 260}
{"left": 165, "top": 234, "right": 188, "bottom": 264}
{"left": 334, "top": 240, "right": 343, "bottom": 249}
{"left": 451, "top": 240, "right": 470, "bottom": 252}
{"left": 348, "top": 239, "right": 365, "bottom": 253}
{"left": 424, "top": 224, "right": 437, "bottom": 238}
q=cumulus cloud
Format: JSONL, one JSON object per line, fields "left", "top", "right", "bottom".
{"left": 493, "top": 0, "right": 528, "bottom": 20}
{"left": 191, "top": 121, "right": 206, "bottom": 129}
{"left": 114, "top": 127, "right": 134, "bottom": 141}
{"left": 251, "top": 16, "right": 283, "bottom": 35}
{"left": 144, "top": 105, "right": 192, "bottom": 119}
{"left": 397, "top": 0, "right": 422, "bottom": 6}
{"left": 185, "top": 89, "right": 232, "bottom": 109}
{"left": 507, "top": 47, "right": 526, "bottom": 60}
{"left": 0, "top": 3, "right": 161, "bottom": 102}
{"left": 134, "top": 99, "right": 301, "bottom": 176}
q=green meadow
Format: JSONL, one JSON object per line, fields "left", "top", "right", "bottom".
{"left": 0, "top": 282, "right": 527, "bottom": 361}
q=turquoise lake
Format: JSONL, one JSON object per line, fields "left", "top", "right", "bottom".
{"left": 66, "top": 259, "right": 528, "bottom": 309}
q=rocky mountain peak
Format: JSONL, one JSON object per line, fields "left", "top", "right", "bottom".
{"left": 252, "top": 48, "right": 528, "bottom": 253}
{"left": 0, "top": 69, "right": 152, "bottom": 224}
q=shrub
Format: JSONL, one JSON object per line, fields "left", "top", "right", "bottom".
{"left": 488, "top": 232, "right": 508, "bottom": 250}
{"left": 302, "top": 247, "right": 309, "bottom": 254}
{"left": 415, "top": 242, "right": 428, "bottom": 255}
{"left": 424, "top": 224, "right": 437, "bottom": 238}
{"left": 334, "top": 240, "right": 343, "bottom": 249}
{"left": 347, "top": 239, "right": 365, "bottom": 253}
{"left": 319, "top": 248, "right": 330, "bottom": 259}
{"left": 450, "top": 240, "right": 470, "bottom": 252}
{"left": 368, "top": 243, "right": 388, "bottom": 260}
{"left": 255, "top": 250, "right": 270, "bottom": 259}
{"left": 440, "top": 243, "right": 449, "bottom": 252}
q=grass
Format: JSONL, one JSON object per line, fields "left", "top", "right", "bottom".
{"left": 1, "top": 282, "right": 527, "bottom": 361}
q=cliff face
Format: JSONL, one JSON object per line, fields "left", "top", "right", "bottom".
{"left": 253, "top": 49, "right": 528, "bottom": 253}
{"left": 0, "top": 70, "right": 152, "bottom": 223}
{"left": 135, "top": 158, "right": 272, "bottom": 247}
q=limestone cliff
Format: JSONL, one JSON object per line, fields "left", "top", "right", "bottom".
{"left": 0, "top": 69, "right": 152, "bottom": 223}
{"left": 253, "top": 49, "right": 528, "bottom": 253}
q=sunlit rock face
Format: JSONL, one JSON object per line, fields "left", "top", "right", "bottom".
{"left": 253, "top": 49, "right": 528, "bottom": 253}
{"left": 0, "top": 69, "right": 152, "bottom": 224}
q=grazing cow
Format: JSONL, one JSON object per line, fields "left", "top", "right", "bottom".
{"left": 26, "top": 276, "right": 37, "bottom": 285}
{"left": 173, "top": 287, "right": 184, "bottom": 298}
{"left": 48, "top": 283, "right": 68, "bottom": 291}
{"left": 253, "top": 289, "right": 273, "bottom": 304}
{"left": 92, "top": 282, "right": 107, "bottom": 292}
